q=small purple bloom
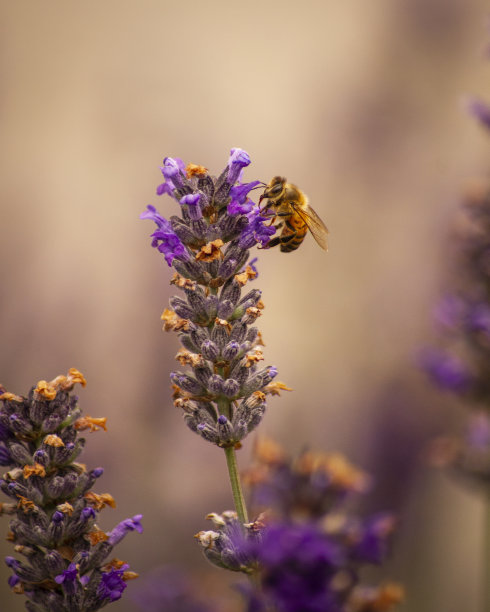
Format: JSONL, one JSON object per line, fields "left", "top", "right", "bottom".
{"left": 5, "top": 557, "right": 19, "bottom": 570}
{"left": 228, "top": 181, "right": 262, "bottom": 216}
{"left": 140, "top": 204, "right": 168, "bottom": 226}
{"left": 180, "top": 193, "right": 202, "bottom": 220}
{"left": 81, "top": 506, "right": 97, "bottom": 521}
{"left": 108, "top": 514, "right": 143, "bottom": 546}
{"left": 268, "top": 366, "right": 278, "bottom": 379}
{"left": 156, "top": 181, "right": 174, "bottom": 197}
{"left": 466, "top": 96, "right": 490, "bottom": 131}
{"left": 98, "top": 564, "right": 129, "bottom": 603}
{"left": 180, "top": 193, "right": 201, "bottom": 206}
{"left": 55, "top": 563, "right": 78, "bottom": 594}
{"left": 141, "top": 205, "right": 189, "bottom": 266}
{"left": 227, "top": 148, "right": 251, "bottom": 185}
{"left": 52, "top": 510, "right": 64, "bottom": 524}
{"left": 239, "top": 209, "right": 276, "bottom": 249}
{"left": 418, "top": 348, "right": 471, "bottom": 392}
{"left": 156, "top": 157, "right": 186, "bottom": 196}
{"left": 8, "top": 574, "right": 20, "bottom": 588}
{"left": 161, "top": 157, "right": 185, "bottom": 180}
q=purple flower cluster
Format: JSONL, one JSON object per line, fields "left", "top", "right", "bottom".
{"left": 142, "top": 149, "right": 275, "bottom": 275}
{"left": 419, "top": 101, "right": 490, "bottom": 484}
{"left": 196, "top": 440, "right": 402, "bottom": 612}
{"left": 141, "top": 150, "right": 284, "bottom": 447}
{"left": 420, "top": 185, "right": 490, "bottom": 402}
{"left": 0, "top": 369, "right": 142, "bottom": 611}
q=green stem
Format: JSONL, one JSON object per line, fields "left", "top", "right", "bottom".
{"left": 224, "top": 445, "right": 249, "bottom": 524}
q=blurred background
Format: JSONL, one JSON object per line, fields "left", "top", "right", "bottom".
{"left": 1, "top": 0, "right": 489, "bottom": 610}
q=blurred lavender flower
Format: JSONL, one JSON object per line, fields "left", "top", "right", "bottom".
{"left": 196, "top": 439, "right": 403, "bottom": 612}
{"left": 141, "top": 150, "right": 288, "bottom": 449}
{"left": 420, "top": 181, "right": 490, "bottom": 485}
{"left": 131, "top": 566, "right": 217, "bottom": 612}
{"left": 466, "top": 97, "right": 490, "bottom": 132}
{"left": 0, "top": 369, "right": 142, "bottom": 611}
{"left": 417, "top": 347, "right": 471, "bottom": 393}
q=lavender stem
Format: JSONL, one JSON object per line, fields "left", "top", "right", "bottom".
{"left": 224, "top": 446, "right": 249, "bottom": 524}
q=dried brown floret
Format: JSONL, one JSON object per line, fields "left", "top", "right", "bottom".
{"left": 194, "top": 530, "right": 219, "bottom": 548}
{"left": 0, "top": 391, "right": 23, "bottom": 402}
{"left": 35, "top": 381, "right": 56, "bottom": 401}
{"left": 263, "top": 381, "right": 293, "bottom": 396}
{"left": 161, "top": 308, "right": 189, "bottom": 332}
{"left": 43, "top": 434, "right": 65, "bottom": 447}
{"left": 57, "top": 502, "right": 74, "bottom": 516}
{"left": 254, "top": 331, "right": 265, "bottom": 347}
{"left": 215, "top": 317, "right": 232, "bottom": 333}
{"left": 245, "top": 306, "right": 262, "bottom": 320}
{"left": 186, "top": 163, "right": 208, "bottom": 178}
{"left": 75, "top": 416, "right": 108, "bottom": 433}
{"left": 85, "top": 492, "right": 116, "bottom": 510}
{"left": 195, "top": 239, "right": 224, "bottom": 262}
{"left": 235, "top": 265, "right": 257, "bottom": 286}
{"left": 87, "top": 527, "right": 109, "bottom": 545}
{"left": 17, "top": 496, "right": 36, "bottom": 513}
{"left": 23, "top": 464, "right": 46, "bottom": 479}
{"left": 170, "top": 271, "right": 196, "bottom": 290}
{"left": 245, "top": 349, "right": 264, "bottom": 367}
{"left": 34, "top": 368, "right": 86, "bottom": 400}
{"left": 175, "top": 349, "right": 204, "bottom": 367}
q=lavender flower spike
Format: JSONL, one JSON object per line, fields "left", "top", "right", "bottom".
{"left": 141, "top": 150, "right": 287, "bottom": 450}
{"left": 0, "top": 369, "right": 142, "bottom": 611}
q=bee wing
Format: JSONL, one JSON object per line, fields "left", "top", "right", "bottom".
{"left": 292, "top": 203, "right": 329, "bottom": 251}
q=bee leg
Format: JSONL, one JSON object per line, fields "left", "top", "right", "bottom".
{"left": 265, "top": 228, "right": 295, "bottom": 249}
{"left": 264, "top": 236, "right": 281, "bottom": 248}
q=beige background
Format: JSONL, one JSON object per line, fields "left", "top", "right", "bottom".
{"left": 1, "top": 1, "right": 490, "bottom": 610}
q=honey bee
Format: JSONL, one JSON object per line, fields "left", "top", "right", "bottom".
{"left": 259, "top": 176, "right": 328, "bottom": 252}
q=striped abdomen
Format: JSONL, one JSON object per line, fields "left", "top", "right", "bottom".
{"left": 279, "top": 213, "right": 308, "bottom": 252}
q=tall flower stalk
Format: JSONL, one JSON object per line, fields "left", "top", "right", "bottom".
{"left": 142, "top": 150, "right": 401, "bottom": 611}
{"left": 141, "top": 150, "right": 286, "bottom": 524}
{"left": 0, "top": 369, "right": 142, "bottom": 611}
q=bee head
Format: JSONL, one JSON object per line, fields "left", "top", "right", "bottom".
{"left": 259, "top": 176, "right": 287, "bottom": 205}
